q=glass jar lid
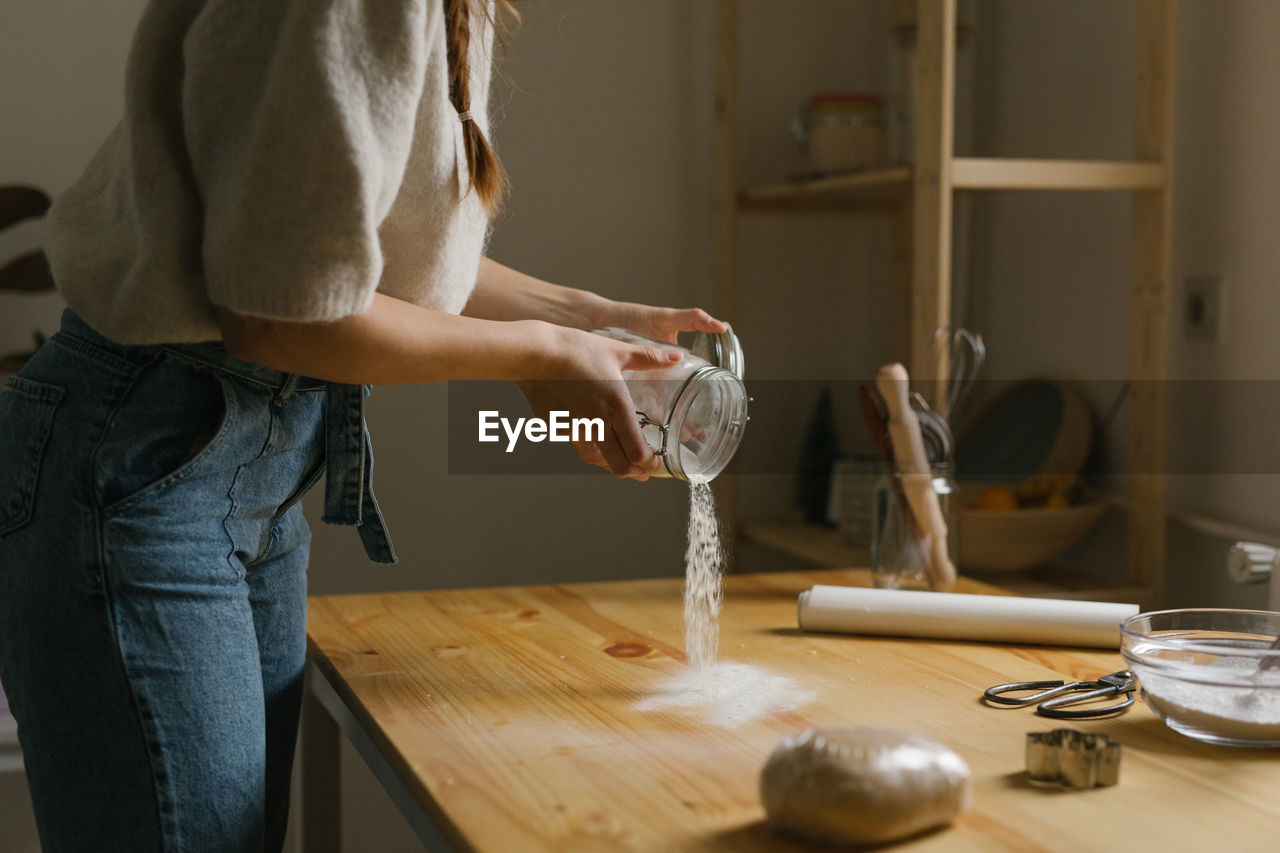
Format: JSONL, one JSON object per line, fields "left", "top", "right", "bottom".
{"left": 689, "top": 324, "right": 745, "bottom": 380}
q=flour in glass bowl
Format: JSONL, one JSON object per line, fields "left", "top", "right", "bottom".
{"left": 1138, "top": 657, "right": 1280, "bottom": 744}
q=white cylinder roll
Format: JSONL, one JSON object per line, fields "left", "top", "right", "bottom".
{"left": 797, "top": 585, "right": 1138, "bottom": 649}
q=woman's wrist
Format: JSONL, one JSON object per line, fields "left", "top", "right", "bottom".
{"left": 562, "top": 288, "right": 613, "bottom": 331}
{"left": 507, "top": 318, "right": 572, "bottom": 381}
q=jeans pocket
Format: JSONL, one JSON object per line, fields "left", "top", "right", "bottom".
{"left": 0, "top": 376, "right": 65, "bottom": 535}
{"left": 97, "top": 355, "right": 233, "bottom": 515}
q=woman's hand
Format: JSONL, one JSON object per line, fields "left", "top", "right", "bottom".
{"left": 518, "top": 325, "right": 683, "bottom": 480}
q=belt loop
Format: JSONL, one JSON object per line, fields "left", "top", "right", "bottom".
{"left": 273, "top": 374, "right": 301, "bottom": 407}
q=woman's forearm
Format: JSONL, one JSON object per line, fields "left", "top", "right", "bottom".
{"left": 466, "top": 257, "right": 728, "bottom": 344}
{"left": 217, "top": 291, "right": 560, "bottom": 385}
{"left": 462, "top": 257, "right": 608, "bottom": 329}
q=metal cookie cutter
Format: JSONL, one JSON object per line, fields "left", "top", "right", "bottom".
{"left": 1026, "top": 729, "right": 1121, "bottom": 789}
{"left": 983, "top": 670, "right": 1136, "bottom": 719}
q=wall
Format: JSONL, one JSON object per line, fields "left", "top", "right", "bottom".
{"left": 967, "top": 0, "right": 1280, "bottom": 608}
{"left": 0, "top": 1, "right": 144, "bottom": 369}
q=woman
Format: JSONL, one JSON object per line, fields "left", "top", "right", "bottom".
{"left": 0, "top": 1, "right": 722, "bottom": 850}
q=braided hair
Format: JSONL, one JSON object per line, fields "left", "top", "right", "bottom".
{"left": 444, "top": 0, "right": 511, "bottom": 214}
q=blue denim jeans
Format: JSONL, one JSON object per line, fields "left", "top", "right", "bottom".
{"left": 0, "top": 310, "right": 393, "bottom": 851}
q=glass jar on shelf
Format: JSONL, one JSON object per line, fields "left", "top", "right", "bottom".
{"left": 792, "top": 93, "right": 888, "bottom": 174}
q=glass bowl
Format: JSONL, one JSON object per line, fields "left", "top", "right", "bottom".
{"left": 1120, "top": 609, "right": 1280, "bottom": 748}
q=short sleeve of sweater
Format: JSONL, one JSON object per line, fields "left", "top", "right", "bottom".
{"left": 182, "top": 0, "right": 429, "bottom": 322}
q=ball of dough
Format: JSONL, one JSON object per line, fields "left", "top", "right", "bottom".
{"left": 760, "top": 727, "right": 972, "bottom": 846}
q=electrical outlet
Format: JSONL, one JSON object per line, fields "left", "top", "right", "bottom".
{"left": 1183, "top": 275, "right": 1221, "bottom": 343}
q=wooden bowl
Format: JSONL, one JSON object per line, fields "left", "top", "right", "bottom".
{"left": 955, "top": 489, "right": 1108, "bottom": 572}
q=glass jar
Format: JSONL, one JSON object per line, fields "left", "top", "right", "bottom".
{"left": 591, "top": 326, "right": 748, "bottom": 483}
{"left": 792, "top": 93, "right": 887, "bottom": 174}
{"left": 871, "top": 463, "right": 957, "bottom": 590}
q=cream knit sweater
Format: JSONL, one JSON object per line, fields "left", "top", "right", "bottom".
{"left": 46, "top": 0, "right": 493, "bottom": 345}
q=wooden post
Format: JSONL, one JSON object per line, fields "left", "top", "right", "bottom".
{"left": 713, "top": 0, "right": 741, "bottom": 552}
{"left": 911, "top": 0, "right": 956, "bottom": 408}
{"left": 713, "top": 0, "right": 739, "bottom": 329}
{"left": 890, "top": 203, "right": 913, "bottom": 367}
{"left": 1129, "top": 0, "right": 1175, "bottom": 601}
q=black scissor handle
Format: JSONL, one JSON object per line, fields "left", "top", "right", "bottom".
{"left": 983, "top": 670, "right": 1137, "bottom": 718}
{"left": 1038, "top": 688, "right": 1135, "bottom": 719}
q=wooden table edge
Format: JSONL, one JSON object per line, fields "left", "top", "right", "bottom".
{"left": 304, "top": 645, "right": 479, "bottom": 853}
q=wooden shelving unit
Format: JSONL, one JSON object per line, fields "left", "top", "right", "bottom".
{"left": 715, "top": 0, "right": 1175, "bottom": 603}
{"left": 739, "top": 520, "right": 1155, "bottom": 607}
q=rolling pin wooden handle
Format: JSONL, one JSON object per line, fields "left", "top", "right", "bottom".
{"left": 875, "top": 364, "right": 928, "bottom": 476}
{"left": 857, "top": 384, "right": 922, "bottom": 539}
{"left": 900, "top": 473, "right": 957, "bottom": 592}
{"left": 876, "top": 363, "right": 957, "bottom": 591}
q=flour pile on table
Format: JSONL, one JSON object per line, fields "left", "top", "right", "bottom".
{"left": 684, "top": 481, "right": 724, "bottom": 671}
{"left": 634, "top": 662, "right": 813, "bottom": 728}
{"left": 632, "top": 483, "right": 813, "bottom": 728}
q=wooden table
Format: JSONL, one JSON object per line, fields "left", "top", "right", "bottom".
{"left": 303, "top": 570, "right": 1280, "bottom": 851}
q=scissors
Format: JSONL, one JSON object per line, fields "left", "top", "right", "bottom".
{"left": 982, "top": 670, "right": 1136, "bottom": 719}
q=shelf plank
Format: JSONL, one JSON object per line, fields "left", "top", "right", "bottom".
{"left": 952, "top": 157, "right": 1164, "bottom": 191}
{"left": 740, "top": 519, "right": 870, "bottom": 568}
{"left": 740, "top": 519, "right": 1151, "bottom": 605}
{"left": 738, "top": 167, "right": 911, "bottom": 211}
{"left": 737, "top": 158, "right": 1163, "bottom": 212}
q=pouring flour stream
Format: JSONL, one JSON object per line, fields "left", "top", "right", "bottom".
{"left": 597, "top": 325, "right": 815, "bottom": 725}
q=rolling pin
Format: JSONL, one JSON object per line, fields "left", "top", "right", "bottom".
{"left": 876, "top": 363, "right": 957, "bottom": 591}
{"left": 798, "top": 585, "right": 1138, "bottom": 648}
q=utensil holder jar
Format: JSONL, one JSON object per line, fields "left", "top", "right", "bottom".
{"left": 871, "top": 464, "right": 957, "bottom": 590}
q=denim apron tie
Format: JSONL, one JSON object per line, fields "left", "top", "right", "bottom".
{"left": 321, "top": 383, "right": 397, "bottom": 563}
